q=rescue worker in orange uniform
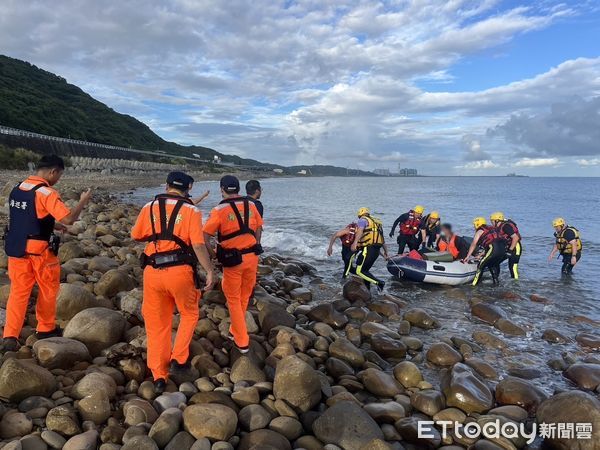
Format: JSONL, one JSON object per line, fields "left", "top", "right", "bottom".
{"left": 131, "top": 171, "right": 215, "bottom": 393}
{"left": 3, "top": 155, "right": 92, "bottom": 351}
{"left": 203, "top": 175, "right": 263, "bottom": 354}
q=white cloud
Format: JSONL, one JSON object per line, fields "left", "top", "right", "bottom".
{"left": 577, "top": 158, "right": 600, "bottom": 166}
{"left": 456, "top": 160, "right": 500, "bottom": 170}
{"left": 0, "top": 0, "right": 596, "bottom": 173}
{"left": 513, "top": 157, "right": 560, "bottom": 167}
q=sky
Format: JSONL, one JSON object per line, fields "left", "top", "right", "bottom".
{"left": 1, "top": 0, "right": 599, "bottom": 175}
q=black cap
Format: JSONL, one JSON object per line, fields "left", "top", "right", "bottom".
{"left": 166, "top": 171, "right": 194, "bottom": 190}
{"left": 220, "top": 175, "right": 240, "bottom": 193}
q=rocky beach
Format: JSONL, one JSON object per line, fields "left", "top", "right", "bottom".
{"left": 0, "top": 173, "right": 599, "bottom": 450}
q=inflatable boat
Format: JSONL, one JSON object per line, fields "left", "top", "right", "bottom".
{"left": 386, "top": 251, "right": 478, "bottom": 286}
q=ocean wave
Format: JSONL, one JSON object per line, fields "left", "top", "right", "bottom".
{"left": 262, "top": 227, "right": 330, "bottom": 261}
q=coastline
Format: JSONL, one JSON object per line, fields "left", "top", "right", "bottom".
{"left": 0, "top": 171, "right": 599, "bottom": 448}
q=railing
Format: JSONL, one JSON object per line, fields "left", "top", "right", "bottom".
{"left": 0, "top": 124, "right": 213, "bottom": 164}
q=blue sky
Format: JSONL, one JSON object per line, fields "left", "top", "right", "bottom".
{"left": 1, "top": 0, "right": 599, "bottom": 175}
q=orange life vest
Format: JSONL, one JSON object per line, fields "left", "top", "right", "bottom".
{"left": 439, "top": 234, "right": 459, "bottom": 259}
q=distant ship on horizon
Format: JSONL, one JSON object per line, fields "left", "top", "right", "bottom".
{"left": 506, "top": 172, "right": 529, "bottom": 177}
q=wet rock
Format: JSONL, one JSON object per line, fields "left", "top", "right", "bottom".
{"left": 564, "top": 363, "right": 600, "bottom": 390}
{"left": 542, "top": 328, "right": 569, "bottom": 344}
{"left": 56, "top": 283, "right": 109, "bottom": 320}
{"left": 0, "top": 359, "right": 57, "bottom": 402}
{"left": 148, "top": 408, "right": 182, "bottom": 448}
{"left": 488, "top": 405, "right": 528, "bottom": 422}
{"left": 307, "top": 304, "right": 348, "bottom": 328}
{"left": 94, "top": 269, "right": 136, "bottom": 298}
{"left": 360, "top": 368, "right": 403, "bottom": 397}
{"left": 433, "top": 407, "right": 467, "bottom": 425}
{"left": 72, "top": 372, "right": 117, "bottom": 400}
{"left": 238, "top": 429, "right": 292, "bottom": 450}
{"left": 46, "top": 405, "right": 81, "bottom": 436}
{"left": 537, "top": 390, "right": 600, "bottom": 449}
{"left": 0, "top": 411, "right": 33, "bottom": 439}
{"left": 426, "top": 342, "right": 462, "bottom": 366}
{"left": 411, "top": 390, "right": 446, "bottom": 416}
{"left": 325, "top": 357, "right": 354, "bottom": 379}
{"left": 464, "top": 357, "right": 498, "bottom": 380}
{"left": 495, "top": 377, "right": 548, "bottom": 414}
{"left": 363, "top": 402, "right": 406, "bottom": 424}
{"left": 328, "top": 338, "right": 365, "bottom": 368}
{"left": 576, "top": 332, "right": 600, "bottom": 350}
{"left": 403, "top": 308, "right": 439, "bottom": 329}
{"left": 471, "top": 303, "right": 506, "bottom": 325}
{"left": 369, "top": 333, "right": 407, "bottom": 359}
{"left": 313, "top": 401, "right": 383, "bottom": 450}
{"left": 63, "top": 430, "right": 98, "bottom": 450}
{"left": 290, "top": 287, "right": 312, "bottom": 303}
{"left": 63, "top": 307, "right": 126, "bottom": 356}
{"left": 441, "top": 363, "right": 494, "bottom": 414}
{"left": 239, "top": 404, "right": 272, "bottom": 431}
{"left": 472, "top": 330, "right": 507, "bottom": 350}
{"left": 393, "top": 361, "right": 423, "bottom": 388}
{"left": 395, "top": 415, "right": 441, "bottom": 448}
{"left": 77, "top": 389, "right": 111, "bottom": 424}
{"left": 183, "top": 403, "right": 237, "bottom": 441}
{"left": 33, "top": 337, "right": 91, "bottom": 369}
{"left": 259, "top": 305, "right": 296, "bottom": 334}
{"left": 494, "top": 318, "right": 526, "bottom": 336}
{"left": 273, "top": 355, "right": 322, "bottom": 413}
{"left": 508, "top": 366, "right": 543, "bottom": 379}
{"left": 343, "top": 279, "right": 371, "bottom": 303}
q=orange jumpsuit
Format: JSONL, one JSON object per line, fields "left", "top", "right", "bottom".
{"left": 4, "top": 176, "right": 71, "bottom": 339}
{"left": 203, "top": 197, "right": 263, "bottom": 348}
{"left": 131, "top": 196, "right": 205, "bottom": 381}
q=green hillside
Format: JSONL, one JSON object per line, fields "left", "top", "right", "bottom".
{"left": 0, "top": 55, "right": 375, "bottom": 175}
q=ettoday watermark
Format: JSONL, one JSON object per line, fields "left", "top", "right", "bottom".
{"left": 418, "top": 420, "right": 593, "bottom": 444}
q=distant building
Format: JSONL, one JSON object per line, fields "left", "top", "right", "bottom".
{"left": 373, "top": 169, "right": 390, "bottom": 176}
{"left": 273, "top": 168, "right": 284, "bottom": 174}
{"left": 297, "top": 169, "right": 307, "bottom": 175}
{"left": 397, "top": 166, "right": 417, "bottom": 176}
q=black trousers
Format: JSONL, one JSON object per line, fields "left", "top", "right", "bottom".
{"left": 506, "top": 241, "right": 522, "bottom": 279}
{"left": 341, "top": 246, "right": 355, "bottom": 278}
{"left": 561, "top": 252, "right": 581, "bottom": 275}
{"left": 397, "top": 234, "right": 420, "bottom": 254}
{"left": 473, "top": 241, "right": 506, "bottom": 285}
{"left": 347, "top": 245, "right": 383, "bottom": 287}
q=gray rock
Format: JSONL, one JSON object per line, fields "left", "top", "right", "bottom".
{"left": 183, "top": 404, "right": 237, "bottom": 441}
{"left": 41, "top": 430, "right": 67, "bottom": 449}
{"left": 273, "top": 356, "right": 322, "bottom": 413}
{"left": 0, "top": 359, "right": 57, "bottom": 402}
{"left": 123, "top": 399, "right": 159, "bottom": 426}
{"left": 63, "top": 430, "right": 98, "bottom": 450}
{"left": 46, "top": 405, "right": 81, "bottom": 436}
{"left": 72, "top": 372, "right": 117, "bottom": 400}
{"left": 239, "top": 404, "right": 272, "bottom": 431}
{"left": 230, "top": 356, "right": 267, "bottom": 384}
{"left": 148, "top": 408, "right": 182, "bottom": 448}
{"left": 165, "top": 431, "right": 196, "bottom": 450}
{"left": 94, "top": 269, "right": 136, "bottom": 298}
{"left": 313, "top": 401, "right": 384, "bottom": 450}
{"left": 76, "top": 390, "right": 111, "bottom": 424}
{"left": 63, "top": 307, "right": 126, "bottom": 356}
{"left": 441, "top": 363, "right": 494, "bottom": 414}
{"left": 121, "top": 435, "right": 159, "bottom": 450}
{"left": 238, "top": 429, "right": 292, "bottom": 450}
{"left": 56, "top": 283, "right": 109, "bottom": 320}
{"left": 0, "top": 411, "right": 33, "bottom": 439}
{"left": 33, "top": 337, "right": 91, "bottom": 369}
{"left": 342, "top": 279, "right": 371, "bottom": 303}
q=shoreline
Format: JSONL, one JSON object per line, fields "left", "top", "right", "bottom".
{"left": 0, "top": 172, "right": 599, "bottom": 448}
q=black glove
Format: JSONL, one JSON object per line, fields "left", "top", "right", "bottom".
{"left": 255, "top": 244, "right": 264, "bottom": 255}
{"left": 389, "top": 232, "right": 394, "bottom": 238}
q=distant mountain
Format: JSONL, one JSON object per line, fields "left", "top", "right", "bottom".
{"left": 0, "top": 55, "right": 375, "bottom": 176}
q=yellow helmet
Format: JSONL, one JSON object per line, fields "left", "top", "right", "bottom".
{"left": 490, "top": 212, "right": 504, "bottom": 222}
{"left": 552, "top": 217, "right": 565, "bottom": 228}
{"left": 473, "top": 217, "right": 487, "bottom": 229}
{"left": 429, "top": 211, "right": 440, "bottom": 220}
{"left": 414, "top": 205, "right": 425, "bottom": 215}
{"left": 357, "top": 207, "right": 370, "bottom": 217}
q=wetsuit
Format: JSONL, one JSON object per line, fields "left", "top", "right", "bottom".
{"left": 497, "top": 220, "right": 522, "bottom": 279}
{"left": 473, "top": 227, "right": 507, "bottom": 286}
{"left": 346, "top": 216, "right": 385, "bottom": 289}
{"left": 391, "top": 212, "right": 422, "bottom": 253}
{"left": 556, "top": 227, "right": 582, "bottom": 275}
{"left": 421, "top": 217, "right": 441, "bottom": 249}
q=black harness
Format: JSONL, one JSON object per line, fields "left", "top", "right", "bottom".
{"left": 215, "top": 198, "right": 259, "bottom": 266}
{"left": 139, "top": 194, "right": 199, "bottom": 284}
